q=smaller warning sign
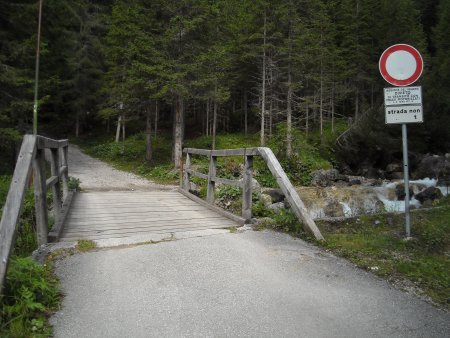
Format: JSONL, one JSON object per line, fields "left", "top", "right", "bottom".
{"left": 384, "top": 86, "right": 422, "bottom": 106}
{"left": 385, "top": 105, "right": 423, "bottom": 124}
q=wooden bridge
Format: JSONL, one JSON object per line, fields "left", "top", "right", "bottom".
{"left": 0, "top": 135, "right": 323, "bottom": 293}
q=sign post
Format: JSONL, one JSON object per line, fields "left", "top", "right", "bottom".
{"left": 379, "top": 44, "right": 424, "bottom": 238}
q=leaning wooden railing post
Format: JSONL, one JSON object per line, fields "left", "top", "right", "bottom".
{"left": 0, "top": 135, "right": 37, "bottom": 292}
{"left": 258, "top": 147, "right": 324, "bottom": 240}
{"left": 33, "top": 148, "right": 48, "bottom": 246}
{"left": 242, "top": 153, "right": 253, "bottom": 223}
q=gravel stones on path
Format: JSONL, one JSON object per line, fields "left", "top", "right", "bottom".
{"left": 67, "top": 145, "right": 177, "bottom": 191}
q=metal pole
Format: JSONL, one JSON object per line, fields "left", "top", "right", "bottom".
{"left": 402, "top": 124, "right": 411, "bottom": 238}
{"left": 33, "top": 0, "right": 44, "bottom": 135}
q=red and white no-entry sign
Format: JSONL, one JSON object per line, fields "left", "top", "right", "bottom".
{"left": 379, "top": 44, "right": 423, "bottom": 87}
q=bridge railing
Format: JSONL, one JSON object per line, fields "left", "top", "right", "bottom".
{"left": 0, "top": 135, "right": 72, "bottom": 293}
{"left": 181, "top": 147, "right": 324, "bottom": 241}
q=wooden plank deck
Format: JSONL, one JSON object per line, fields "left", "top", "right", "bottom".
{"left": 59, "top": 191, "right": 238, "bottom": 241}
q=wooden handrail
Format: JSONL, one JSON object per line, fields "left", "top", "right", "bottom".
{"left": 181, "top": 147, "right": 324, "bottom": 241}
{"left": 0, "top": 135, "right": 71, "bottom": 294}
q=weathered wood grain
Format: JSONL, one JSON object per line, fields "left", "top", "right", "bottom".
{"left": 242, "top": 155, "right": 253, "bottom": 222}
{"left": 179, "top": 188, "right": 245, "bottom": 225}
{"left": 36, "top": 136, "right": 68, "bottom": 149}
{"left": 0, "top": 135, "right": 36, "bottom": 292}
{"left": 48, "top": 190, "right": 75, "bottom": 242}
{"left": 258, "top": 147, "right": 324, "bottom": 240}
{"left": 184, "top": 148, "right": 260, "bottom": 157}
{"left": 60, "top": 191, "right": 239, "bottom": 241}
{"left": 34, "top": 148, "right": 49, "bottom": 246}
{"left": 206, "top": 156, "right": 217, "bottom": 204}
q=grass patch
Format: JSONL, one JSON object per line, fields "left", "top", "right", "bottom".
{"left": 314, "top": 197, "right": 450, "bottom": 309}
{"left": 74, "top": 128, "right": 334, "bottom": 187}
{"left": 76, "top": 240, "right": 97, "bottom": 252}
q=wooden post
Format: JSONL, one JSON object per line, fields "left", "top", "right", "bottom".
{"left": 61, "top": 145, "right": 69, "bottom": 200}
{"left": 206, "top": 155, "right": 217, "bottom": 204}
{"left": 258, "top": 147, "right": 324, "bottom": 240}
{"left": 183, "top": 152, "right": 191, "bottom": 191}
{"left": 33, "top": 148, "right": 48, "bottom": 245}
{"left": 50, "top": 148, "right": 62, "bottom": 224}
{"left": 0, "top": 135, "right": 36, "bottom": 293}
{"left": 242, "top": 154, "right": 253, "bottom": 222}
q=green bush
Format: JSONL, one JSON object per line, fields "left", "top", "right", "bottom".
{"left": 1, "top": 257, "right": 59, "bottom": 338}
{"left": 68, "top": 177, "right": 81, "bottom": 191}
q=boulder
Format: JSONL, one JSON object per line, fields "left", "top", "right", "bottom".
{"left": 374, "top": 201, "right": 386, "bottom": 214}
{"left": 386, "top": 163, "right": 402, "bottom": 173}
{"left": 267, "top": 202, "right": 286, "bottom": 213}
{"left": 388, "top": 172, "right": 404, "bottom": 180}
{"left": 311, "top": 169, "right": 340, "bottom": 187}
{"left": 413, "top": 154, "right": 450, "bottom": 179}
{"left": 262, "top": 188, "right": 285, "bottom": 203}
{"left": 260, "top": 194, "right": 273, "bottom": 207}
{"left": 323, "top": 200, "right": 344, "bottom": 218}
{"left": 395, "top": 184, "right": 414, "bottom": 201}
{"left": 348, "top": 179, "right": 361, "bottom": 186}
{"left": 240, "top": 177, "right": 261, "bottom": 194}
{"left": 415, "top": 187, "right": 443, "bottom": 204}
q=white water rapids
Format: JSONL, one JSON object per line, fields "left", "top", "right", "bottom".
{"left": 296, "top": 178, "right": 448, "bottom": 219}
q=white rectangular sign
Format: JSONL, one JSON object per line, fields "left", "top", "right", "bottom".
{"left": 385, "top": 105, "right": 423, "bottom": 124}
{"left": 384, "top": 86, "right": 422, "bottom": 106}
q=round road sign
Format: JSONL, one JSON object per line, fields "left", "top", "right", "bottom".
{"left": 379, "top": 44, "right": 423, "bottom": 87}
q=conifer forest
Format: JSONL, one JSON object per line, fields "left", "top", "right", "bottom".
{"left": 1, "top": 0, "right": 449, "bottom": 172}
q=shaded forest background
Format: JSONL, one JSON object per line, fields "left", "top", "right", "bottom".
{"left": 1, "top": 0, "right": 449, "bottom": 174}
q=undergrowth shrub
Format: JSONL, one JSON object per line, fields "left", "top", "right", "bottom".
{"left": 1, "top": 175, "right": 60, "bottom": 337}
{"left": 1, "top": 257, "right": 59, "bottom": 338}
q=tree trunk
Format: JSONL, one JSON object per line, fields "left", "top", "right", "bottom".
{"left": 260, "top": 10, "right": 267, "bottom": 146}
{"left": 122, "top": 118, "right": 126, "bottom": 141}
{"left": 172, "top": 94, "right": 184, "bottom": 169}
{"left": 331, "top": 84, "right": 335, "bottom": 133}
{"left": 212, "top": 84, "right": 218, "bottom": 150}
{"left": 115, "top": 115, "right": 122, "bottom": 143}
{"left": 75, "top": 113, "right": 80, "bottom": 137}
{"left": 305, "top": 101, "right": 309, "bottom": 138}
{"left": 287, "top": 68, "right": 293, "bottom": 158}
{"left": 244, "top": 91, "right": 248, "bottom": 136}
{"left": 269, "top": 98, "right": 273, "bottom": 138}
{"left": 154, "top": 100, "right": 159, "bottom": 138}
{"left": 206, "top": 98, "right": 210, "bottom": 136}
{"left": 319, "top": 59, "right": 324, "bottom": 145}
{"left": 106, "top": 117, "right": 110, "bottom": 133}
{"left": 355, "top": 87, "right": 359, "bottom": 122}
{"left": 146, "top": 109, "right": 152, "bottom": 162}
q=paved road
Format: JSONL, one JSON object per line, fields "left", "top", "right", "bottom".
{"left": 50, "top": 230, "right": 450, "bottom": 338}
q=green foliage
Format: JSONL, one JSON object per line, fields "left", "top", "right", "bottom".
{"left": 68, "top": 177, "right": 81, "bottom": 191}
{"left": 315, "top": 199, "right": 450, "bottom": 308}
{"left": 76, "top": 240, "right": 96, "bottom": 252}
{"left": 271, "top": 209, "right": 302, "bottom": 233}
{"left": 0, "top": 175, "right": 12, "bottom": 209}
{"left": 1, "top": 257, "right": 59, "bottom": 337}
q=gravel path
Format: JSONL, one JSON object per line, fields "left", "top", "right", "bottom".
{"left": 67, "top": 145, "right": 177, "bottom": 191}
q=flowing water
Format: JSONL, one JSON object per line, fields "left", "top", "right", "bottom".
{"left": 296, "top": 178, "right": 448, "bottom": 219}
